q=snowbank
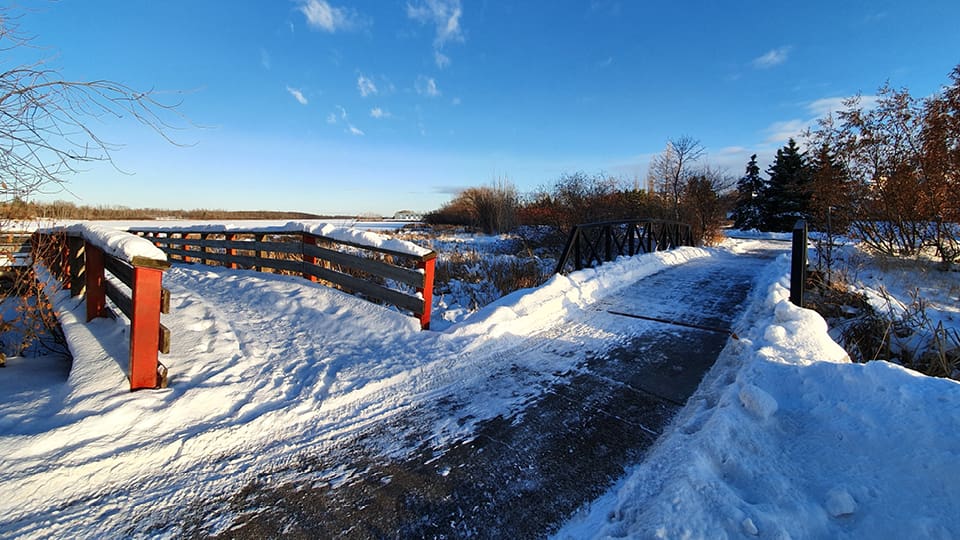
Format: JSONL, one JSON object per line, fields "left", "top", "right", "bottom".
{"left": 557, "top": 253, "right": 960, "bottom": 539}
{"left": 449, "top": 246, "right": 712, "bottom": 341}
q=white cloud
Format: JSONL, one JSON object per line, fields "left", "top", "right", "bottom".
{"left": 327, "top": 105, "right": 348, "bottom": 124}
{"left": 416, "top": 76, "right": 441, "bottom": 97}
{"left": 348, "top": 124, "right": 364, "bottom": 136}
{"left": 807, "top": 95, "right": 879, "bottom": 117}
{"left": 370, "top": 107, "right": 391, "bottom": 118}
{"left": 299, "top": 0, "right": 360, "bottom": 32}
{"left": 763, "top": 119, "right": 810, "bottom": 143}
{"left": 357, "top": 75, "right": 377, "bottom": 97}
{"left": 407, "top": 0, "right": 463, "bottom": 67}
{"left": 286, "top": 86, "right": 308, "bottom": 105}
{"left": 763, "top": 94, "right": 881, "bottom": 145}
{"left": 752, "top": 46, "right": 791, "bottom": 69}
{"left": 718, "top": 146, "right": 748, "bottom": 156}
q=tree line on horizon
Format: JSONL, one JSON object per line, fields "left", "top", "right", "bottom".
{"left": 0, "top": 198, "right": 345, "bottom": 222}
{"left": 426, "top": 136, "right": 733, "bottom": 246}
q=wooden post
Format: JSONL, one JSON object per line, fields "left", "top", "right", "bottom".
{"left": 225, "top": 233, "right": 238, "bottom": 269}
{"left": 256, "top": 234, "right": 267, "bottom": 272}
{"left": 129, "top": 264, "right": 165, "bottom": 391}
{"left": 178, "top": 234, "right": 190, "bottom": 263}
{"left": 790, "top": 220, "right": 808, "bottom": 307}
{"left": 85, "top": 242, "right": 106, "bottom": 322}
{"left": 58, "top": 234, "right": 70, "bottom": 283}
{"left": 302, "top": 234, "right": 318, "bottom": 282}
{"left": 200, "top": 233, "right": 209, "bottom": 265}
{"left": 416, "top": 256, "right": 435, "bottom": 330}
{"left": 68, "top": 236, "right": 85, "bottom": 297}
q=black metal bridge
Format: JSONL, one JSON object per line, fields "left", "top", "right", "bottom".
{"left": 554, "top": 219, "right": 695, "bottom": 274}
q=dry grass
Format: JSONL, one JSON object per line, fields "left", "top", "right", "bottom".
{"left": 806, "top": 271, "right": 960, "bottom": 380}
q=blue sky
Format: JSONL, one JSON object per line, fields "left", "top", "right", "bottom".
{"left": 18, "top": 0, "right": 960, "bottom": 216}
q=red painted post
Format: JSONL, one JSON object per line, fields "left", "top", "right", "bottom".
{"left": 226, "top": 233, "right": 238, "bottom": 269}
{"left": 85, "top": 242, "right": 106, "bottom": 322}
{"left": 302, "top": 234, "right": 318, "bottom": 282}
{"left": 416, "top": 256, "right": 436, "bottom": 330}
{"left": 129, "top": 264, "right": 164, "bottom": 391}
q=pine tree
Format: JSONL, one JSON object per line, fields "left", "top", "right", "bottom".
{"left": 762, "top": 138, "right": 813, "bottom": 231}
{"left": 732, "top": 154, "right": 765, "bottom": 230}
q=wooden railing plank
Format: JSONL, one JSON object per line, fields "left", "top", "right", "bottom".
{"left": 305, "top": 265, "right": 425, "bottom": 313}
{"left": 105, "top": 280, "right": 133, "bottom": 320}
{"left": 105, "top": 256, "right": 134, "bottom": 289}
{"left": 304, "top": 243, "right": 425, "bottom": 288}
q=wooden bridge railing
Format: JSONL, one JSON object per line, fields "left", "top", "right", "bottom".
{"left": 33, "top": 230, "right": 172, "bottom": 391}
{"left": 129, "top": 227, "right": 437, "bottom": 330}
{"left": 554, "top": 219, "right": 695, "bottom": 274}
{"left": 0, "top": 233, "right": 33, "bottom": 286}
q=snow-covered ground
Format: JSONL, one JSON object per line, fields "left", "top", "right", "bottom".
{"left": 1, "top": 232, "right": 958, "bottom": 538}
{"left": 556, "top": 239, "right": 960, "bottom": 539}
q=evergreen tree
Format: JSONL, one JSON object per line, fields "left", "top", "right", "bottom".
{"left": 762, "top": 138, "right": 813, "bottom": 231}
{"left": 732, "top": 154, "right": 765, "bottom": 230}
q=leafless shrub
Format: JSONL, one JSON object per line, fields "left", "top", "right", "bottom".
{"left": 426, "top": 179, "right": 519, "bottom": 234}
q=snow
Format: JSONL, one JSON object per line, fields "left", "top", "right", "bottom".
{"left": 450, "top": 247, "right": 711, "bottom": 340}
{"left": 555, "top": 251, "right": 960, "bottom": 539}
{"left": 63, "top": 223, "right": 168, "bottom": 263}
{"left": 2, "top": 233, "right": 959, "bottom": 538}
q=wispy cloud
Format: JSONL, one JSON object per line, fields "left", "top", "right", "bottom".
{"left": 327, "top": 105, "right": 347, "bottom": 124}
{"left": 764, "top": 94, "right": 882, "bottom": 144}
{"left": 752, "top": 46, "right": 791, "bottom": 69}
{"left": 764, "top": 119, "right": 809, "bottom": 143}
{"left": 415, "top": 76, "right": 441, "bottom": 97}
{"left": 286, "top": 86, "right": 308, "bottom": 105}
{"left": 260, "top": 48, "right": 271, "bottom": 70}
{"left": 370, "top": 107, "right": 391, "bottom": 119}
{"left": 348, "top": 125, "right": 364, "bottom": 136}
{"left": 357, "top": 74, "right": 377, "bottom": 97}
{"left": 806, "top": 95, "right": 879, "bottom": 117}
{"left": 407, "top": 0, "right": 463, "bottom": 68}
{"left": 299, "top": 0, "right": 362, "bottom": 32}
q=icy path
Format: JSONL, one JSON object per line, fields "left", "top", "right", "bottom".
{"left": 177, "top": 246, "right": 781, "bottom": 538}
{"left": 0, "top": 243, "right": 783, "bottom": 539}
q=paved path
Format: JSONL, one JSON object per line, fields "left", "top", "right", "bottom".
{"left": 183, "top": 247, "right": 780, "bottom": 539}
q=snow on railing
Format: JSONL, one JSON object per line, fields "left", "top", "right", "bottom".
{"left": 130, "top": 223, "right": 438, "bottom": 329}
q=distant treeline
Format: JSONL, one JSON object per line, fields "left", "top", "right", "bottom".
{"left": 0, "top": 199, "right": 371, "bottom": 221}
